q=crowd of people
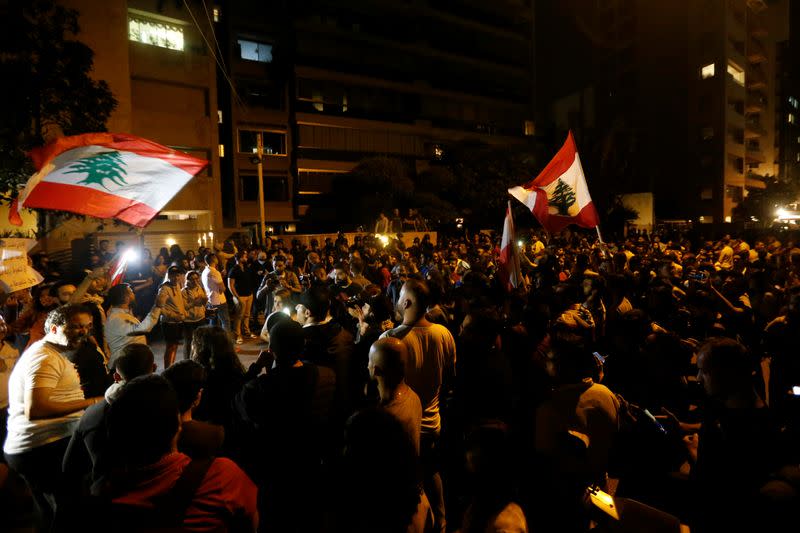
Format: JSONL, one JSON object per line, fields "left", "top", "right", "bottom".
{"left": 2, "top": 226, "right": 800, "bottom": 532}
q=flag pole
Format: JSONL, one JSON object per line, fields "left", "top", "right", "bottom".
{"left": 595, "top": 225, "right": 605, "bottom": 245}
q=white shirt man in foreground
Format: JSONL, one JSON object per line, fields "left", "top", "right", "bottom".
{"left": 4, "top": 304, "right": 104, "bottom": 530}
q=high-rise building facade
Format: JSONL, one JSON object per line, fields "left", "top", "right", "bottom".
{"left": 216, "top": 0, "right": 536, "bottom": 232}
{"left": 688, "top": 0, "right": 788, "bottom": 224}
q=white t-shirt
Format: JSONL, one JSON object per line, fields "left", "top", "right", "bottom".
{"left": 4, "top": 339, "right": 85, "bottom": 455}
{"left": 381, "top": 324, "right": 456, "bottom": 435}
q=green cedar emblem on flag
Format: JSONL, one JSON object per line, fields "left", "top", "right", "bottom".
{"left": 63, "top": 151, "right": 128, "bottom": 190}
{"left": 549, "top": 178, "right": 576, "bottom": 216}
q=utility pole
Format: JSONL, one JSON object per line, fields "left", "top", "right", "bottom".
{"left": 256, "top": 132, "right": 267, "bottom": 245}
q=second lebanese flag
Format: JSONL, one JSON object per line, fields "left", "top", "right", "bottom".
{"left": 508, "top": 131, "right": 599, "bottom": 233}
{"left": 20, "top": 133, "right": 208, "bottom": 227}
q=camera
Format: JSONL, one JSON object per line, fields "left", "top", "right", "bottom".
{"left": 688, "top": 271, "right": 708, "bottom": 281}
{"left": 345, "top": 296, "right": 364, "bottom": 308}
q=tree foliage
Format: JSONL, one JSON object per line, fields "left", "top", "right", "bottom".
{"left": 0, "top": 0, "right": 117, "bottom": 202}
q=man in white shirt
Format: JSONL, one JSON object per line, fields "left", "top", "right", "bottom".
{"left": 201, "top": 253, "right": 231, "bottom": 333}
{"left": 4, "top": 305, "right": 104, "bottom": 529}
{"left": 381, "top": 279, "right": 456, "bottom": 533}
{"left": 104, "top": 284, "right": 161, "bottom": 370}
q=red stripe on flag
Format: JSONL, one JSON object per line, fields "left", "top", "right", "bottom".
{"left": 523, "top": 131, "right": 578, "bottom": 189}
{"left": 532, "top": 198, "right": 600, "bottom": 234}
{"left": 23, "top": 182, "right": 158, "bottom": 227}
{"left": 29, "top": 133, "right": 207, "bottom": 176}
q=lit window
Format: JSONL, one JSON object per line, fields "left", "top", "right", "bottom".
{"left": 796, "top": 153, "right": 800, "bottom": 162}
{"left": 724, "top": 216, "right": 732, "bottom": 223}
{"left": 796, "top": 136, "right": 800, "bottom": 144}
{"left": 213, "top": 7, "right": 220, "bottom": 22}
{"left": 524, "top": 120, "right": 535, "bottom": 136}
{"left": 727, "top": 62, "right": 745, "bottom": 86}
{"left": 433, "top": 145, "right": 444, "bottom": 160}
{"left": 701, "top": 63, "right": 715, "bottom": 79}
{"left": 238, "top": 129, "right": 287, "bottom": 155}
{"left": 218, "top": 110, "right": 223, "bottom": 124}
{"left": 218, "top": 144, "right": 225, "bottom": 157}
{"left": 790, "top": 96, "right": 799, "bottom": 109}
{"left": 790, "top": 113, "right": 796, "bottom": 124}
{"left": 128, "top": 16, "right": 184, "bottom": 51}
{"left": 238, "top": 39, "right": 272, "bottom": 63}
{"left": 312, "top": 90, "right": 324, "bottom": 112}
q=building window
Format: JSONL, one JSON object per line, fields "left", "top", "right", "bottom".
{"left": 217, "top": 110, "right": 223, "bottom": 124}
{"left": 238, "top": 129, "right": 287, "bottom": 155}
{"left": 701, "top": 126, "right": 714, "bottom": 140}
{"left": 790, "top": 96, "right": 799, "bottom": 109}
{"left": 524, "top": 120, "right": 535, "bottom": 136}
{"left": 213, "top": 7, "right": 220, "bottom": 22}
{"left": 726, "top": 185, "right": 743, "bottom": 202}
{"left": 218, "top": 144, "right": 225, "bottom": 157}
{"left": 128, "top": 15, "right": 184, "bottom": 51}
{"left": 240, "top": 174, "right": 289, "bottom": 202}
{"left": 727, "top": 61, "right": 745, "bottom": 86}
{"left": 237, "top": 39, "right": 272, "bottom": 63}
{"left": 790, "top": 113, "right": 796, "bottom": 125}
{"left": 796, "top": 153, "right": 800, "bottom": 162}
{"left": 796, "top": 136, "right": 800, "bottom": 144}
{"left": 700, "top": 63, "right": 715, "bottom": 79}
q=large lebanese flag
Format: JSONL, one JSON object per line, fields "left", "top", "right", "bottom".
{"left": 508, "top": 131, "right": 599, "bottom": 233}
{"left": 20, "top": 133, "right": 208, "bottom": 227}
{"left": 498, "top": 201, "right": 522, "bottom": 291}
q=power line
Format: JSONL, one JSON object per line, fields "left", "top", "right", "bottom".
{"left": 200, "top": 0, "right": 229, "bottom": 75}
{"left": 181, "top": 0, "right": 246, "bottom": 111}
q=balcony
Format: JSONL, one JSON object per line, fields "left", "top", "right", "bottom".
{"left": 749, "top": 13, "right": 768, "bottom": 37}
{"left": 746, "top": 172, "right": 767, "bottom": 189}
{"left": 745, "top": 121, "right": 766, "bottom": 138}
{"left": 747, "top": 0, "right": 768, "bottom": 14}
{"left": 747, "top": 38, "right": 767, "bottom": 64}
{"left": 747, "top": 66, "right": 767, "bottom": 89}
{"left": 746, "top": 147, "right": 766, "bottom": 163}
{"left": 745, "top": 92, "right": 767, "bottom": 114}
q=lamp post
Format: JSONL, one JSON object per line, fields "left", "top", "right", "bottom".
{"left": 256, "top": 132, "right": 267, "bottom": 245}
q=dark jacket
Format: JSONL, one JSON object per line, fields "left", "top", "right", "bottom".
{"left": 302, "top": 321, "right": 357, "bottom": 420}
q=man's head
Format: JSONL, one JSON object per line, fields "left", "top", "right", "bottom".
{"left": 107, "top": 375, "right": 180, "bottom": 467}
{"left": 272, "top": 288, "right": 292, "bottom": 314}
{"left": 696, "top": 337, "right": 753, "bottom": 401}
{"left": 204, "top": 253, "right": 218, "bottom": 269}
{"left": 368, "top": 337, "right": 408, "bottom": 388}
{"left": 114, "top": 343, "right": 156, "bottom": 382}
{"left": 44, "top": 304, "right": 93, "bottom": 349}
{"left": 235, "top": 251, "right": 247, "bottom": 266}
{"left": 163, "top": 360, "right": 207, "bottom": 415}
{"left": 333, "top": 262, "right": 350, "bottom": 285}
{"left": 295, "top": 286, "right": 331, "bottom": 326}
{"left": 99, "top": 240, "right": 110, "bottom": 253}
{"left": 50, "top": 281, "right": 76, "bottom": 305}
{"left": 257, "top": 251, "right": 268, "bottom": 265}
{"left": 185, "top": 270, "right": 201, "bottom": 289}
{"left": 106, "top": 283, "right": 135, "bottom": 309}
{"left": 395, "top": 279, "right": 430, "bottom": 323}
{"left": 166, "top": 265, "right": 184, "bottom": 285}
{"left": 269, "top": 320, "right": 305, "bottom": 367}
{"left": 273, "top": 255, "right": 286, "bottom": 273}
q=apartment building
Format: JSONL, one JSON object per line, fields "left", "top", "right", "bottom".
{"left": 215, "top": 0, "right": 536, "bottom": 233}
{"left": 49, "top": 0, "right": 222, "bottom": 254}
{"left": 689, "top": 0, "right": 788, "bottom": 223}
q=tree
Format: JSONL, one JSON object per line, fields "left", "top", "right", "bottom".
{"left": 550, "top": 179, "right": 576, "bottom": 215}
{"left": 0, "top": 0, "right": 117, "bottom": 204}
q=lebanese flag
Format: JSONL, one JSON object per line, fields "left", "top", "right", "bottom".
{"left": 20, "top": 133, "right": 207, "bottom": 227}
{"left": 498, "top": 201, "right": 522, "bottom": 291}
{"left": 508, "top": 131, "right": 599, "bottom": 234}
